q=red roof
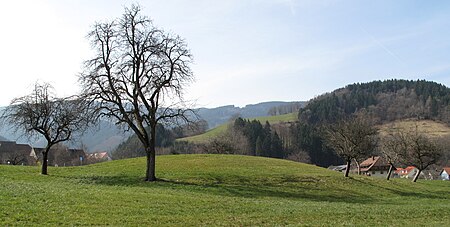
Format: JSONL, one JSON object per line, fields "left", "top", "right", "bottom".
{"left": 359, "top": 156, "right": 390, "bottom": 172}
{"left": 441, "top": 167, "right": 450, "bottom": 175}
{"left": 396, "top": 166, "right": 416, "bottom": 175}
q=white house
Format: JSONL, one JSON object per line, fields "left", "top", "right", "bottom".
{"left": 396, "top": 166, "right": 425, "bottom": 179}
{"left": 440, "top": 167, "right": 450, "bottom": 180}
{"left": 359, "top": 156, "right": 391, "bottom": 177}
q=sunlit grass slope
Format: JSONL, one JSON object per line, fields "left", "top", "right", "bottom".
{"left": 179, "top": 112, "right": 298, "bottom": 143}
{"left": 379, "top": 119, "right": 450, "bottom": 137}
{"left": 1, "top": 154, "right": 449, "bottom": 226}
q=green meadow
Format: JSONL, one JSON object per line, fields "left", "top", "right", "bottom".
{"left": 179, "top": 112, "right": 298, "bottom": 143}
{"left": 1, "top": 154, "right": 449, "bottom": 226}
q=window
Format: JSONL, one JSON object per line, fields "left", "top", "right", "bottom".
{"left": 372, "top": 171, "right": 375, "bottom": 175}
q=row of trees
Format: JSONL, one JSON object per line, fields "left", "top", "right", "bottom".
{"left": 323, "top": 114, "right": 444, "bottom": 182}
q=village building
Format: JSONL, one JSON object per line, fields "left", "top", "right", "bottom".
{"left": 359, "top": 156, "right": 392, "bottom": 177}
{"left": 0, "top": 141, "right": 35, "bottom": 165}
{"left": 31, "top": 146, "right": 86, "bottom": 167}
{"left": 396, "top": 166, "right": 426, "bottom": 179}
{"left": 440, "top": 167, "right": 450, "bottom": 180}
{"left": 86, "top": 151, "right": 112, "bottom": 164}
{"left": 327, "top": 165, "right": 347, "bottom": 172}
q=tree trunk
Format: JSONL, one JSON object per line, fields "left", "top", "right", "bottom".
{"left": 386, "top": 163, "right": 394, "bottom": 180}
{"left": 344, "top": 160, "right": 351, "bottom": 177}
{"left": 412, "top": 169, "right": 422, "bottom": 182}
{"left": 41, "top": 150, "right": 49, "bottom": 175}
{"left": 354, "top": 159, "right": 361, "bottom": 175}
{"left": 145, "top": 124, "right": 157, "bottom": 182}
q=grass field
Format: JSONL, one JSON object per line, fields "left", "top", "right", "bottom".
{"left": 179, "top": 112, "right": 298, "bottom": 143}
{"left": 1, "top": 154, "right": 449, "bottom": 226}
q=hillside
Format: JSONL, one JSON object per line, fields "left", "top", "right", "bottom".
{"left": 292, "top": 79, "right": 450, "bottom": 167}
{"left": 1, "top": 154, "right": 449, "bottom": 226}
{"left": 197, "top": 101, "right": 305, "bottom": 129}
{"left": 179, "top": 112, "right": 298, "bottom": 143}
{"left": 299, "top": 79, "right": 450, "bottom": 125}
{"left": 379, "top": 119, "right": 450, "bottom": 137}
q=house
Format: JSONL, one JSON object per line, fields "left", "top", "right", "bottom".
{"left": 87, "top": 151, "right": 112, "bottom": 163}
{"left": 359, "top": 156, "right": 391, "bottom": 177}
{"left": 396, "top": 166, "right": 425, "bottom": 179}
{"left": 31, "top": 146, "right": 86, "bottom": 167}
{"left": 0, "top": 141, "right": 34, "bottom": 165}
{"left": 327, "top": 165, "right": 347, "bottom": 172}
{"left": 440, "top": 167, "right": 450, "bottom": 180}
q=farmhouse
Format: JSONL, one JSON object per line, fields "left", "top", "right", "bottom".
{"left": 87, "top": 151, "right": 112, "bottom": 163}
{"left": 440, "top": 167, "right": 450, "bottom": 180}
{"left": 0, "top": 141, "right": 34, "bottom": 165}
{"left": 396, "top": 166, "right": 425, "bottom": 179}
{"left": 31, "top": 146, "right": 86, "bottom": 167}
{"left": 359, "top": 156, "right": 391, "bottom": 177}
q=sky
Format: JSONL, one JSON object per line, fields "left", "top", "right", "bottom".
{"left": 0, "top": 0, "right": 450, "bottom": 108}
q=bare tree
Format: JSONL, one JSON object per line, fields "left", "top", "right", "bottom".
{"left": 1, "top": 82, "right": 91, "bottom": 175}
{"left": 379, "top": 131, "right": 408, "bottom": 180}
{"left": 323, "top": 115, "right": 378, "bottom": 177}
{"left": 399, "top": 128, "right": 443, "bottom": 182}
{"left": 79, "top": 5, "right": 194, "bottom": 181}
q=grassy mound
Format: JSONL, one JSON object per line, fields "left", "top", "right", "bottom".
{"left": 1, "top": 154, "right": 449, "bottom": 226}
{"left": 179, "top": 112, "right": 298, "bottom": 143}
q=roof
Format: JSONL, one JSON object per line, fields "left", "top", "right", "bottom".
{"left": 396, "top": 166, "right": 417, "bottom": 175}
{"left": 360, "top": 156, "right": 390, "bottom": 172}
{"left": 440, "top": 167, "right": 450, "bottom": 175}
{"left": 0, "top": 141, "right": 34, "bottom": 165}
{"left": 88, "top": 152, "right": 111, "bottom": 160}
{"left": 328, "top": 165, "right": 347, "bottom": 171}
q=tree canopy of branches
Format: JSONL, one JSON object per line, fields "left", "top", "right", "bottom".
{"left": 398, "top": 128, "right": 442, "bottom": 182}
{"left": 1, "top": 82, "right": 91, "bottom": 175}
{"left": 79, "top": 5, "right": 194, "bottom": 181}
{"left": 379, "top": 131, "right": 408, "bottom": 180}
{"left": 323, "top": 115, "right": 378, "bottom": 177}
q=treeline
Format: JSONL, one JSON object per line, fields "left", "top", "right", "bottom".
{"left": 290, "top": 79, "right": 450, "bottom": 167}
{"left": 233, "top": 118, "right": 284, "bottom": 158}
{"left": 268, "top": 102, "right": 304, "bottom": 116}
{"left": 112, "top": 121, "right": 208, "bottom": 159}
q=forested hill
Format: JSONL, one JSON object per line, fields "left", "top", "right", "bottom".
{"left": 300, "top": 79, "right": 450, "bottom": 125}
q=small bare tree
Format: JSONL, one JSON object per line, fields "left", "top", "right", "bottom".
{"left": 379, "top": 131, "right": 408, "bottom": 180}
{"left": 399, "top": 128, "right": 442, "bottom": 182}
{"left": 323, "top": 115, "right": 378, "bottom": 177}
{"left": 79, "top": 5, "right": 194, "bottom": 181}
{"left": 2, "top": 82, "right": 91, "bottom": 175}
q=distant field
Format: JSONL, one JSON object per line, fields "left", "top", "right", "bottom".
{"left": 1, "top": 154, "right": 449, "bottom": 226}
{"left": 179, "top": 112, "right": 298, "bottom": 143}
{"left": 379, "top": 119, "right": 450, "bottom": 137}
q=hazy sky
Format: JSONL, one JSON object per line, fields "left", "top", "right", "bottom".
{"left": 1, "top": 0, "right": 450, "bottom": 108}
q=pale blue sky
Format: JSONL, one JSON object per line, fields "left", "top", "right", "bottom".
{"left": 0, "top": 0, "right": 449, "bottom": 107}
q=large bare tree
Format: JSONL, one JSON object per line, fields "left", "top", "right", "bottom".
{"left": 323, "top": 115, "right": 378, "bottom": 177}
{"left": 79, "top": 5, "right": 194, "bottom": 181}
{"left": 2, "top": 82, "right": 91, "bottom": 175}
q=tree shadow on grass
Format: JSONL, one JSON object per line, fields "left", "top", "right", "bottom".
{"left": 350, "top": 178, "right": 449, "bottom": 201}
{"left": 61, "top": 174, "right": 378, "bottom": 204}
